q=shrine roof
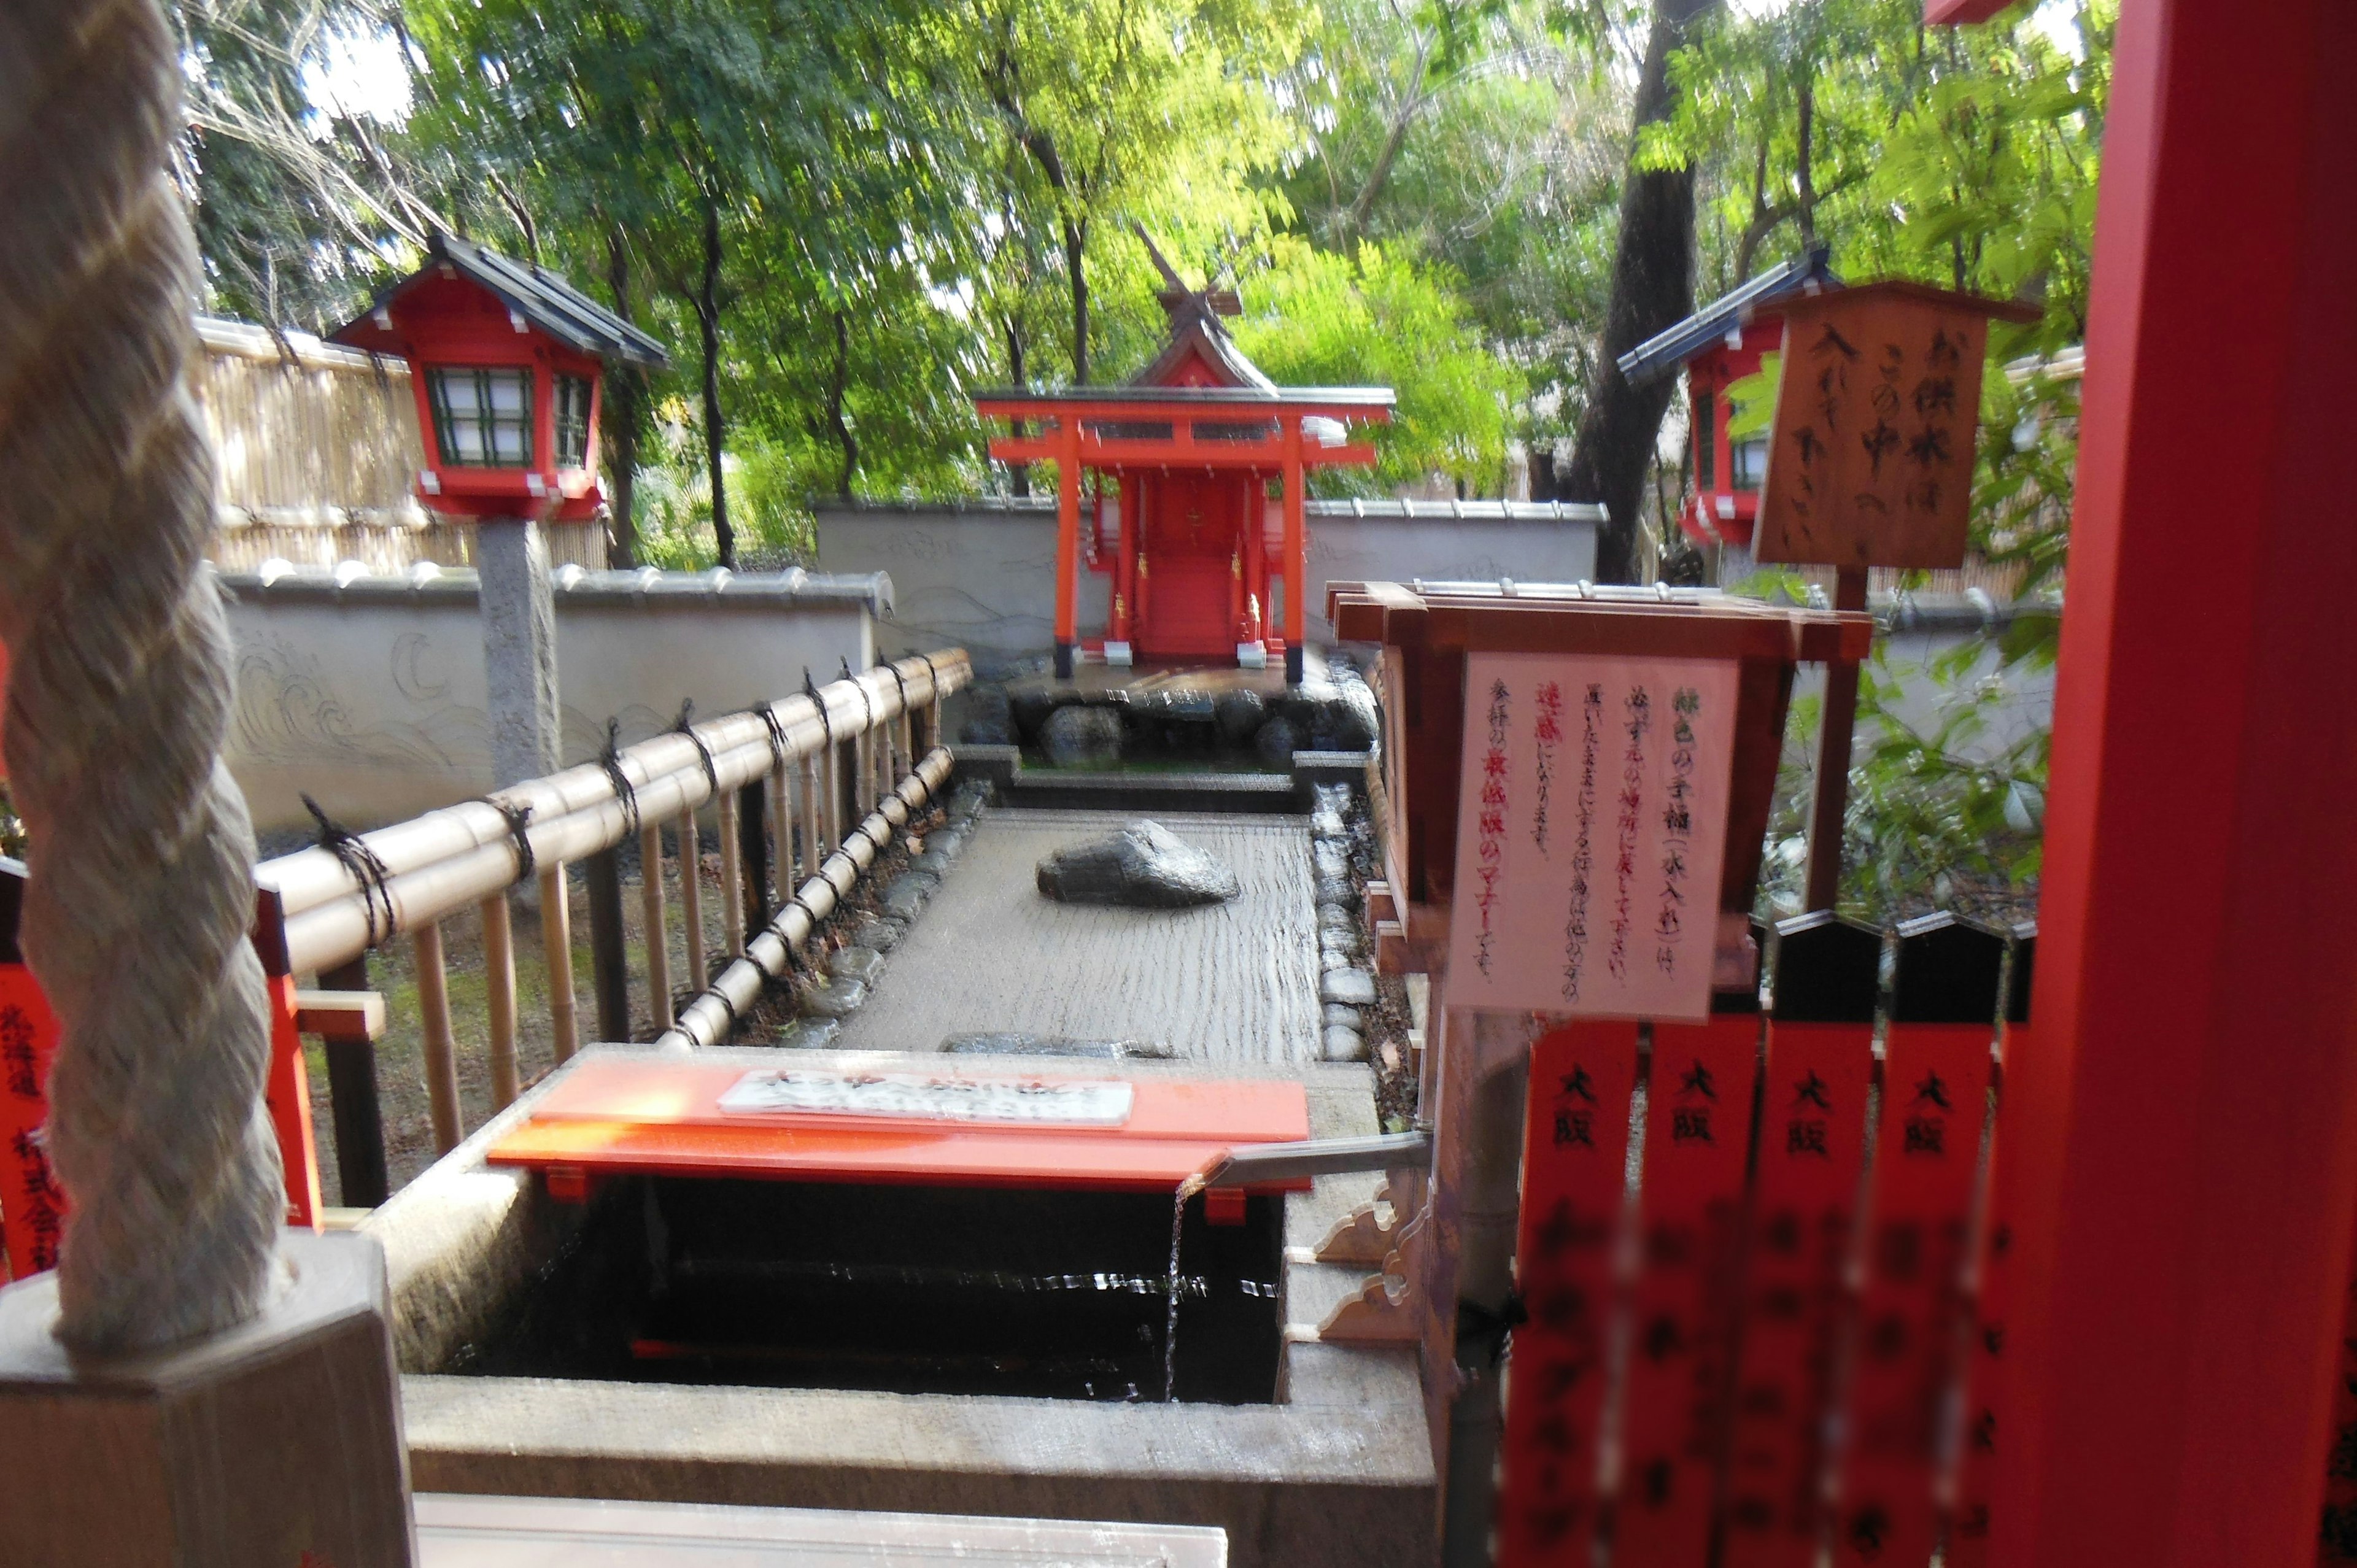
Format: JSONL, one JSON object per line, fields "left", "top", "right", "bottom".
{"left": 333, "top": 231, "right": 671, "bottom": 369}
{"left": 1616, "top": 245, "right": 1840, "bottom": 387}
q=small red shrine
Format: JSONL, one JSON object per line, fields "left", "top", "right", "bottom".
{"left": 974, "top": 244, "right": 1395, "bottom": 682}
{"left": 1616, "top": 247, "right": 1839, "bottom": 557}
{"left": 332, "top": 232, "right": 670, "bottom": 524}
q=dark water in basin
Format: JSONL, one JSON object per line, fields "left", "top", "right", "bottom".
{"left": 451, "top": 1176, "right": 1283, "bottom": 1405}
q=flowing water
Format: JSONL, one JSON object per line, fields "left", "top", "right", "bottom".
{"left": 1164, "top": 1173, "right": 1207, "bottom": 1401}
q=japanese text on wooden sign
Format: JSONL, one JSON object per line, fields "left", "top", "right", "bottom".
{"left": 1754, "top": 285, "right": 2016, "bottom": 570}
{"left": 1447, "top": 652, "right": 1740, "bottom": 1021}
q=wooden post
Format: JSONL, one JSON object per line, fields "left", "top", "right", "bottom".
{"left": 317, "top": 954, "right": 389, "bottom": 1208}
{"left": 640, "top": 821, "right": 672, "bottom": 1029}
{"left": 678, "top": 809, "right": 705, "bottom": 987}
{"left": 480, "top": 892, "right": 520, "bottom": 1111}
{"left": 1055, "top": 417, "right": 1081, "bottom": 679}
{"left": 412, "top": 919, "right": 462, "bottom": 1154}
{"left": 1804, "top": 565, "right": 1868, "bottom": 911}
{"left": 584, "top": 844, "right": 629, "bottom": 1042}
{"left": 1988, "top": 2, "right": 2357, "bottom": 1563}
{"left": 536, "top": 864, "right": 578, "bottom": 1065}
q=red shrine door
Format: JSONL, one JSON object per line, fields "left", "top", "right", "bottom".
{"left": 1139, "top": 473, "right": 1240, "bottom": 660}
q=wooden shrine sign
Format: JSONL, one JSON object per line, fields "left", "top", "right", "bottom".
{"left": 1754, "top": 280, "right": 2039, "bottom": 570}
{"left": 1446, "top": 651, "right": 1743, "bottom": 1021}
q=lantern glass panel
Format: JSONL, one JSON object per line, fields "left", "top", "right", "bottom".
{"left": 1731, "top": 438, "right": 1768, "bottom": 491}
{"left": 554, "top": 374, "right": 594, "bottom": 468}
{"left": 429, "top": 367, "right": 533, "bottom": 467}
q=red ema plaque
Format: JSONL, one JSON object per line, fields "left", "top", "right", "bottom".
{"left": 1754, "top": 280, "right": 2039, "bottom": 571}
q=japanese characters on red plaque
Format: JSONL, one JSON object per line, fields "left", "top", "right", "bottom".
{"left": 0, "top": 962, "right": 63, "bottom": 1280}
{"left": 1755, "top": 282, "right": 2033, "bottom": 571}
{"left": 1447, "top": 652, "right": 1740, "bottom": 1021}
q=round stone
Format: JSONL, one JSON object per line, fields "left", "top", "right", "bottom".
{"left": 802, "top": 976, "right": 869, "bottom": 1019}
{"left": 850, "top": 915, "right": 904, "bottom": 952}
{"left": 1321, "top": 968, "right": 1378, "bottom": 1007}
{"left": 1321, "top": 1025, "right": 1368, "bottom": 1063}
{"left": 1323, "top": 1002, "right": 1364, "bottom": 1029}
{"left": 827, "top": 945, "right": 883, "bottom": 984}
{"left": 1040, "top": 703, "right": 1126, "bottom": 768}
{"left": 776, "top": 1018, "right": 842, "bottom": 1049}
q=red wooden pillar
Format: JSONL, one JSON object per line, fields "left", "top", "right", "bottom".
{"left": 1113, "top": 471, "right": 1139, "bottom": 650}
{"left": 1279, "top": 417, "right": 1306, "bottom": 682}
{"left": 1989, "top": 2, "right": 2357, "bottom": 1564}
{"left": 1054, "top": 417, "right": 1082, "bottom": 679}
{"left": 1241, "top": 471, "right": 1266, "bottom": 652}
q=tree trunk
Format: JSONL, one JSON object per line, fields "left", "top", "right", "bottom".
{"left": 1006, "top": 317, "right": 1031, "bottom": 498}
{"left": 1338, "top": 29, "right": 1436, "bottom": 249}
{"left": 696, "top": 189, "right": 733, "bottom": 568}
{"left": 827, "top": 309, "right": 856, "bottom": 501}
{"left": 1062, "top": 214, "right": 1089, "bottom": 386}
{"left": 603, "top": 227, "right": 641, "bottom": 568}
{"left": 1559, "top": 0, "right": 1719, "bottom": 582}
{"left": 1795, "top": 78, "right": 1817, "bottom": 247}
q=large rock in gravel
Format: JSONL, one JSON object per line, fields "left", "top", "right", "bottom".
{"left": 1035, "top": 820, "right": 1241, "bottom": 908}
{"left": 1040, "top": 703, "right": 1125, "bottom": 768}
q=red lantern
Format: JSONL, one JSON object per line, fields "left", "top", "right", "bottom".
{"left": 331, "top": 233, "right": 668, "bottom": 523}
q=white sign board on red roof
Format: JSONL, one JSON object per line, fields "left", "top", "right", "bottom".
{"left": 1446, "top": 652, "right": 1742, "bottom": 1021}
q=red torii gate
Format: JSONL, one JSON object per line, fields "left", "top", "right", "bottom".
{"left": 974, "top": 258, "right": 1392, "bottom": 684}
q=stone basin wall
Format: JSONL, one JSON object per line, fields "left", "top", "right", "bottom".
{"left": 363, "top": 1046, "right": 1437, "bottom": 1568}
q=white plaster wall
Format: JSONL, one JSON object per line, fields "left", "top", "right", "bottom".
{"left": 1300, "top": 514, "right": 1600, "bottom": 639}
{"left": 223, "top": 582, "right": 876, "bottom": 835}
{"left": 815, "top": 504, "right": 1598, "bottom": 670}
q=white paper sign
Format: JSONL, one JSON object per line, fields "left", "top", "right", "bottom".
{"left": 717, "top": 1069, "right": 1134, "bottom": 1127}
{"left": 1446, "top": 652, "right": 1742, "bottom": 1020}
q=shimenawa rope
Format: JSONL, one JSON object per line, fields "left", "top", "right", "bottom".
{"left": 0, "top": 0, "right": 285, "bottom": 1350}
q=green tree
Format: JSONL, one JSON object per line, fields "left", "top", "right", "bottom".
{"left": 1233, "top": 237, "right": 1522, "bottom": 494}
{"left": 970, "top": 0, "right": 1302, "bottom": 385}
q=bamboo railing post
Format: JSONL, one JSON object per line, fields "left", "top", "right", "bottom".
{"left": 585, "top": 845, "right": 629, "bottom": 1041}
{"left": 414, "top": 919, "right": 463, "bottom": 1154}
{"left": 768, "top": 763, "right": 794, "bottom": 894}
{"left": 678, "top": 809, "right": 706, "bottom": 985}
{"left": 803, "top": 752, "right": 829, "bottom": 864}
{"left": 481, "top": 891, "right": 521, "bottom": 1111}
{"left": 538, "top": 863, "right": 578, "bottom": 1064}
{"left": 716, "top": 788, "right": 745, "bottom": 956}
{"left": 641, "top": 821, "right": 673, "bottom": 1029}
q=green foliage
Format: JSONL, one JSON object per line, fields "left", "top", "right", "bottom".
{"left": 1725, "top": 350, "right": 1778, "bottom": 438}
{"left": 1760, "top": 639, "right": 2047, "bottom": 922}
{"left": 1231, "top": 238, "right": 1523, "bottom": 494}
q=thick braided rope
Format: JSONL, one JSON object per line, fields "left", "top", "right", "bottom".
{"left": 0, "top": 0, "right": 284, "bottom": 1350}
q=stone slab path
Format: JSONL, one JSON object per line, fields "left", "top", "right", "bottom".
{"left": 834, "top": 807, "right": 1323, "bottom": 1063}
